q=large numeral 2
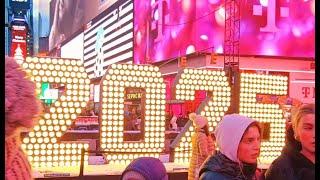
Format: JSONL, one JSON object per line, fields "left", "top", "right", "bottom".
{"left": 171, "top": 68, "right": 231, "bottom": 163}
{"left": 21, "top": 57, "right": 91, "bottom": 167}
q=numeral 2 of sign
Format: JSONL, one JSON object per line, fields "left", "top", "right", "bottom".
{"left": 99, "top": 64, "right": 167, "bottom": 164}
{"left": 20, "top": 57, "right": 91, "bottom": 167}
{"left": 171, "top": 69, "right": 231, "bottom": 163}
{"left": 239, "top": 73, "right": 288, "bottom": 164}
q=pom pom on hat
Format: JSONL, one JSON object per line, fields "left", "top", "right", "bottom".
{"left": 189, "top": 113, "right": 208, "bottom": 129}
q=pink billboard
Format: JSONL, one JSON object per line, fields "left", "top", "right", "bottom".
{"left": 134, "top": 0, "right": 315, "bottom": 64}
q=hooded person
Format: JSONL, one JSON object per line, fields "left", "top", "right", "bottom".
{"left": 265, "top": 104, "right": 315, "bottom": 180}
{"left": 199, "top": 114, "right": 262, "bottom": 180}
{"left": 188, "top": 113, "right": 215, "bottom": 180}
{"left": 5, "top": 57, "right": 42, "bottom": 179}
{"left": 121, "top": 157, "right": 168, "bottom": 180}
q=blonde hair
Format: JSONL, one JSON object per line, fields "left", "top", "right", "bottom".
{"left": 291, "top": 104, "right": 315, "bottom": 140}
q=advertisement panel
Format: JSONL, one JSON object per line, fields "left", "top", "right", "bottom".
{"left": 289, "top": 72, "right": 315, "bottom": 104}
{"left": 61, "top": 32, "right": 84, "bottom": 60}
{"left": 49, "top": 0, "right": 118, "bottom": 51}
{"left": 9, "top": 0, "right": 30, "bottom": 10}
{"left": 10, "top": 24, "right": 28, "bottom": 62}
{"left": 134, "top": 0, "right": 315, "bottom": 64}
{"left": 83, "top": 0, "right": 134, "bottom": 79}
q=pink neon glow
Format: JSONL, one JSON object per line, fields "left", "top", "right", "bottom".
{"left": 311, "top": 0, "right": 315, "bottom": 15}
{"left": 200, "top": 35, "right": 208, "bottom": 41}
{"left": 171, "top": 31, "right": 177, "bottom": 39}
{"left": 134, "top": 0, "right": 314, "bottom": 64}
{"left": 182, "top": 0, "right": 192, "bottom": 12}
{"left": 259, "top": 0, "right": 269, "bottom": 7}
{"left": 216, "top": 45, "right": 223, "bottom": 53}
{"left": 154, "top": 10, "right": 159, "bottom": 20}
{"left": 136, "top": 31, "right": 142, "bottom": 45}
{"left": 209, "top": 0, "right": 220, "bottom": 4}
{"left": 261, "top": 42, "right": 277, "bottom": 56}
{"left": 186, "top": 45, "right": 195, "bottom": 54}
{"left": 215, "top": 7, "right": 225, "bottom": 26}
{"left": 292, "top": 27, "right": 301, "bottom": 37}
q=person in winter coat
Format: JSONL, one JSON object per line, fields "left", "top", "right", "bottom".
{"left": 121, "top": 157, "right": 168, "bottom": 180}
{"left": 188, "top": 113, "right": 215, "bottom": 180}
{"left": 5, "top": 57, "right": 42, "bottom": 179}
{"left": 265, "top": 104, "right": 315, "bottom": 180}
{"left": 199, "top": 114, "right": 262, "bottom": 180}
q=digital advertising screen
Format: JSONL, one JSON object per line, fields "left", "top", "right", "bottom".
{"left": 133, "top": 0, "right": 315, "bottom": 64}
{"left": 10, "top": 24, "right": 28, "bottom": 61}
{"left": 83, "top": 0, "right": 134, "bottom": 79}
{"left": 49, "top": 0, "right": 118, "bottom": 51}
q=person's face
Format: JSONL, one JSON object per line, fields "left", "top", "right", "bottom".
{"left": 296, "top": 113, "right": 315, "bottom": 153}
{"left": 237, "top": 126, "right": 261, "bottom": 164}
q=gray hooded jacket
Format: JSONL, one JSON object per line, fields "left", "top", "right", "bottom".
{"left": 199, "top": 114, "right": 258, "bottom": 180}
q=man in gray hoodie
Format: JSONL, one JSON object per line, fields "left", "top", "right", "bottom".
{"left": 199, "top": 114, "right": 262, "bottom": 180}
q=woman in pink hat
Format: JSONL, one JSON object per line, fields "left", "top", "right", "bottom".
{"left": 5, "top": 57, "right": 42, "bottom": 179}
{"left": 188, "top": 113, "right": 216, "bottom": 180}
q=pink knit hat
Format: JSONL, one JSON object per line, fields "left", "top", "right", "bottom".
{"left": 189, "top": 113, "right": 208, "bottom": 129}
{"left": 5, "top": 56, "right": 42, "bottom": 138}
{"left": 5, "top": 56, "right": 42, "bottom": 180}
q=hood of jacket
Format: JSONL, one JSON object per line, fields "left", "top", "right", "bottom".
{"left": 214, "top": 114, "right": 256, "bottom": 163}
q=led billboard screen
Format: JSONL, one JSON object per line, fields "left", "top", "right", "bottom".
{"left": 133, "top": 0, "right": 315, "bottom": 64}
{"left": 83, "top": 0, "right": 134, "bottom": 79}
{"left": 49, "top": 0, "right": 118, "bottom": 51}
{"left": 11, "top": 24, "right": 28, "bottom": 61}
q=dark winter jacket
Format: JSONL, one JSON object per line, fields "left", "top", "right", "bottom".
{"left": 265, "top": 126, "right": 315, "bottom": 180}
{"left": 199, "top": 152, "right": 258, "bottom": 180}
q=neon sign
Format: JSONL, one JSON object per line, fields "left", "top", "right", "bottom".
{"left": 21, "top": 58, "right": 288, "bottom": 167}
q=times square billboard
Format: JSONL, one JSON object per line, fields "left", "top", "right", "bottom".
{"left": 133, "top": 0, "right": 315, "bottom": 64}
{"left": 50, "top": 0, "right": 314, "bottom": 66}
{"left": 49, "top": 0, "right": 118, "bottom": 51}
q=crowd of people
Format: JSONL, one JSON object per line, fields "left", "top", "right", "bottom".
{"left": 121, "top": 106, "right": 314, "bottom": 180}
{"left": 5, "top": 56, "right": 315, "bottom": 180}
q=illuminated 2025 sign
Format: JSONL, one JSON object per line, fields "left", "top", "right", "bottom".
{"left": 20, "top": 57, "right": 288, "bottom": 167}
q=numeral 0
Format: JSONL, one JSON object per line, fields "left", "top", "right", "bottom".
{"left": 99, "top": 64, "right": 167, "bottom": 164}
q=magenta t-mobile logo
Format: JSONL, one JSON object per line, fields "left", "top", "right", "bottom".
{"left": 151, "top": 0, "right": 170, "bottom": 42}
{"left": 253, "top": 0, "right": 289, "bottom": 32}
